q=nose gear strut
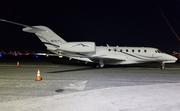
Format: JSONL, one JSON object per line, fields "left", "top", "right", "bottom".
{"left": 161, "top": 63, "right": 165, "bottom": 69}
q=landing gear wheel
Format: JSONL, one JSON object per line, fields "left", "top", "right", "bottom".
{"left": 161, "top": 63, "right": 165, "bottom": 69}
{"left": 95, "top": 64, "right": 100, "bottom": 68}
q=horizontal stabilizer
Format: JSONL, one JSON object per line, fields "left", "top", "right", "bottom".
{"left": 23, "top": 27, "right": 46, "bottom": 33}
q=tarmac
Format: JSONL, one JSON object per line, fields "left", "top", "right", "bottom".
{"left": 0, "top": 58, "right": 180, "bottom": 111}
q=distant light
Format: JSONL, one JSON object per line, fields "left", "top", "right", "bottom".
{"left": 59, "top": 56, "right": 63, "bottom": 58}
{"left": 0, "top": 54, "right": 2, "bottom": 57}
{"left": 35, "top": 55, "right": 39, "bottom": 58}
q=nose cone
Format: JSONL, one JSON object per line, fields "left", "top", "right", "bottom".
{"left": 163, "top": 54, "right": 178, "bottom": 63}
{"left": 172, "top": 56, "right": 178, "bottom": 61}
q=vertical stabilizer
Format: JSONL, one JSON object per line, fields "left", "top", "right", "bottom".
{"left": 23, "top": 26, "right": 67, "bottom": 50}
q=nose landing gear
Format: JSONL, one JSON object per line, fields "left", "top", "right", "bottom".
{"left": 161, "top": 63, "right": 165, "bottom": 69}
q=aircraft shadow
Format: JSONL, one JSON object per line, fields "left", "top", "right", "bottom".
{"left": 48, "top": 67, "right": 94, "bottom": 73}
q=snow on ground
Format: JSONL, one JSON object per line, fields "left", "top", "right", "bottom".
{"left": 0, "top": 83, "right": 180, "bottom": 111}
{"left": 0, "top": 79, "right": 88, "bottom": 102}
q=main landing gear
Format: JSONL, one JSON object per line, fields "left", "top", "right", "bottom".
{"left": 95, "top": 62, "right": 105, "bottom": 68}
{"left": 95, "top": 64, "right": 101, "bottom": 68}
{"left": 95, "top": 59, "right": 104, "bottom": 68}
{"left": 95, "top": 63, "right": 105, "bottom": 68}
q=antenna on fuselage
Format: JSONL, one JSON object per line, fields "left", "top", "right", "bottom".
{"left": 106, "top": 44, "right": 109, "bottom": 47}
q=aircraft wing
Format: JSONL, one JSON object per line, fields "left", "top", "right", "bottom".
{"left": 69, "top": 55, "right": 126, "bottom": 64}
{"left": 91, "top": 55, "right": 126, "bottom": 64}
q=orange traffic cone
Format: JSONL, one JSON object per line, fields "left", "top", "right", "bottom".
{"left": 16, "top": 61, "right": 20, "bottom": 67}
{"left": 35, "top": 69, "right": 42, "bottom": 81}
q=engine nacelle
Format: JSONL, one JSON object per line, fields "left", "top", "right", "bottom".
{"left": 59, "top": 42, "right": 96, "bottom": 54}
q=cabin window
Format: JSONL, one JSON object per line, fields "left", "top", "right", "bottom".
{"left": 138, "top": 50, "right": 140, "bottom": 52}
{"left": 132, "top": 49, "right": 134, "bottom": 52}
{"left": 120, "top": 49, "right": 122, "bottom": 52}
{"left": 108, "top": 49, "right": 111, "bottom": 51}
{"left": 114, "top": 49, "right": 117, "bottom": 52}
{"left": 126, "top": 49, "right": 128, "bottom": 52}
{"left": 144, "top": 50, "right": 147, "bottom": 53}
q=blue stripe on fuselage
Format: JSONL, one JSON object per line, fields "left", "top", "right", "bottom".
{"left": 119, "top": 51, "right": 147, "bottom": 60}
{"left": 43, "top": 42, "right": 60, "bottom": 48}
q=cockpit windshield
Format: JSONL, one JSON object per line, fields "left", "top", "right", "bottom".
{"left": 155, "top": 50, "right": 163, "bottom": 53}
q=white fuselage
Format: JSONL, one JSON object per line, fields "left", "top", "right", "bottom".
{"left": 61, "top": 46, "right": 177, "bottom": 66}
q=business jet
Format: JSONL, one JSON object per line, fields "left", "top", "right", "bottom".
{"left": 0, "top": 19, "right": 177, "bottom": 69}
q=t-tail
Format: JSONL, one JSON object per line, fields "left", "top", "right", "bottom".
{"left": 0, "top": 19, "right": 67, "bottom": 51}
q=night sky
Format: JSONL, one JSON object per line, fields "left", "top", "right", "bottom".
{"left": 0, "top": 0, "right": 180, "bottom": 53}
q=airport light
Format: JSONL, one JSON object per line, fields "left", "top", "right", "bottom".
{"left": 59, "top": 55, "right": 63, "bottom": 58}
